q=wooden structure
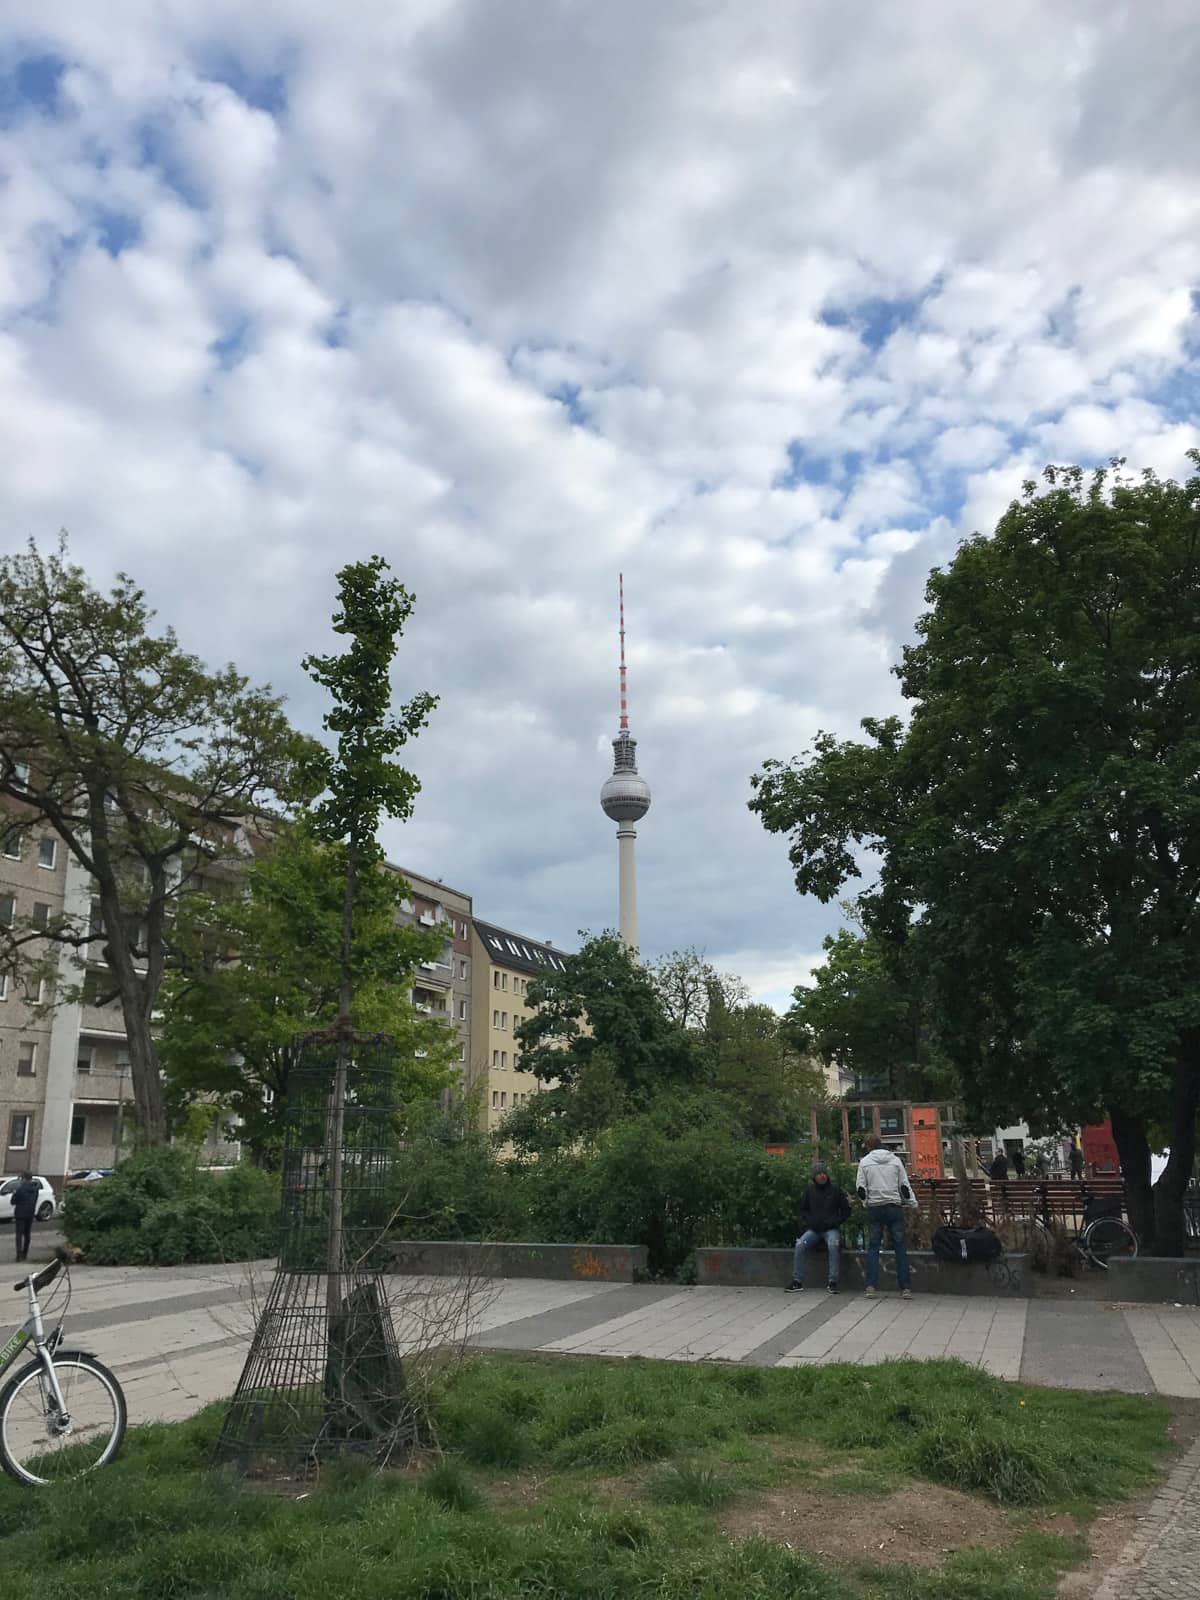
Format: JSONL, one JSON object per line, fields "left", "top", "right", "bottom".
{"left": 810, "top": 1100, "right": 959, "bottom": 1178}
{"left": 915, "top": 1176, "right": 1126, "bottom": 1230}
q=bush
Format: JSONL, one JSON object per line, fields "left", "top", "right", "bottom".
{"left": 65, "top": 1147, "right": 279, "bottom": 1265}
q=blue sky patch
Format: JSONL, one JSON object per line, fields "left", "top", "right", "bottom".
{"left": 0, "top": 51, "right": 68, "bottom": 122}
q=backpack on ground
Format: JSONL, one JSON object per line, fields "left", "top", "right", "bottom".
{"left": 932, "top": 1224, "right": 1003, "bottom": 1264}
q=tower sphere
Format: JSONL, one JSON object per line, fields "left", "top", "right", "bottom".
{"left": 601, "top": 769, "right": 651, "bottom": 823}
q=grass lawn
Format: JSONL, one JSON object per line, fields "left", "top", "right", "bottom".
{"left": 0, "top": 1353, "right": 1172, "bottom": 1599}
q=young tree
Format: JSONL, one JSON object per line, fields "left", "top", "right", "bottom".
{"left": 299, "top": 557, "right": 437, "bottom": 1308}
{"left": 159, "top": 826, "right": 458, "bottom": 1161}
{"left": 752, "top": 458, "right": 1200, "bottom": 1252}
{"left": 704, "top": 988, "right": 827, "bottom": 1141}
{"left": 0, "top": 539, "right": 311, "bottom": 1144}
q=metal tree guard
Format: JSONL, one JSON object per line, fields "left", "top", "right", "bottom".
{"left": 215, "top": 1031, "right": 416, "bottom": 1473}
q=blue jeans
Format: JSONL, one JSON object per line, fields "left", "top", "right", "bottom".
{"left": 865, "top": 1204, "right": 911, "bottom": 1289}
{"left": 793, "top": 1228, "right": 841, "bottom": 1286}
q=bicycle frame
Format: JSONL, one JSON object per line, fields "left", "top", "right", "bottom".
{"left": 0, "top": 1278, "right": 70, "bottom": 1419}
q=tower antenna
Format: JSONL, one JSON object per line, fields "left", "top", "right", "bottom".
{"left": 619, "top": 572, "right": 628, "bottom": 731}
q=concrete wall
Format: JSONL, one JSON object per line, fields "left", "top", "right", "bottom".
{"left": 695, "top": 1245, "right": 1200, "bottom": 1304}
{"left": 385, "top": 1240, "right": 646, "bottom": 1283}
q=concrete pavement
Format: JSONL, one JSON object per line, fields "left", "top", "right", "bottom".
{"left": 9, "top": 1253, "right": 1200, "bottom": 1430}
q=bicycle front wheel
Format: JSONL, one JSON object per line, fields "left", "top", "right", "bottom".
{"left": 1083, "top": 1217, "right": 1138, "bottom": 1268}
{"left": 0, "top": 1351, "right": 127, "bottom": 1486}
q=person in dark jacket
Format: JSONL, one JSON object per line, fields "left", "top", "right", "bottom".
{"left": 989, "top": 1151, "right": 1009, "bottom": 1181}
{"left": 1069, "top": 1145, "right": 1085, "bottom": 1181}
{"left": 1011, "top": 1146, "right": 1026, "bottom": 1178}
{"left": 787, "top": 1161, "right": 852, "bottom": 1293}
{"left": 11, "top": 1172, "right": 39, "bottom": 1263}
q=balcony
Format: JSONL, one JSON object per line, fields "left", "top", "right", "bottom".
{"left": 81, "top": 1000, "right": 127, "bottom": 1037}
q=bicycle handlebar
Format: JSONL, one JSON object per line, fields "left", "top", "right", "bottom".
{"left": 12, "top": 1247, "right": 71, "bottom": 1295}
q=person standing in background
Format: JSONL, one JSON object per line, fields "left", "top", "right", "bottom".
{"left": 11, "top": 1172, "right": 38, "bottom": 1263}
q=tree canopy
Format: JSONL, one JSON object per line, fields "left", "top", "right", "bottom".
{"left": 0, "top": 538, "right": 312, "bottom": 1143}
{"left": 160, "top": 826, "right": 458, "bottom": 1161}
{"left": 751, "top": 457, "right": 1200, "bottom": 1252}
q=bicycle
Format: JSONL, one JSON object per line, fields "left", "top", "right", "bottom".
{"left": 0, "top": 1248, "right": 126, "bottom": 1485}
{"left": 1012, "top": 1197, "right": 1138, "bottom": 1271}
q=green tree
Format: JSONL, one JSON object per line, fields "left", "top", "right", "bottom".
{"left": 751, "top": 458, "right": 1200, "bottom": 1252}
{"left": 159, "top": 826, "right": 458, "bottom": 1161}
{"left": 0, "top": 538, "right": 311, "bottom": 1144}
{"left": 786, "top": 924, "right": 957, "bottom": 1101}
{"left": 704, "top": 989, "right": 827, "bottom": 1141}
{"left": 646, "top": 947, "right": 749, "bottom": 1030}
{"left": 510, "top": 932, "right": 708, "bottom": 1148}
{"left": 300, "top": 557, "right": 437, "bottom": 1302}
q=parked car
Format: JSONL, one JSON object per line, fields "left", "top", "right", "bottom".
{"left": 0, "top": 1174, "right": 58, "bottom": 1222}
{"left": 65, "top": 1168, "right": 115, "bottom": 1186}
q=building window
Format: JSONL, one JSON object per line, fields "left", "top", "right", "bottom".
{"left": 14, "top": 762, "right": 30, "bottom": 787}
{"left": 0, "top": 894, "right": 13, "bottom": 926}
{"left": 0, "top": 974, "right": 7, "bottom": 1000}
{"left": 459, "top": 1044, "right": 465, "bottom": 1062}
{"left": 8, "top": 1113, "right": 30, "bottom": 1151}
{"left": 492, "top": 1050, "right": 499, "bottom": 1069}
{"left": 493, "top": 971, "right": 500, "bottom": 989}
{"left": 37, "top": 838, "right": 56, "bottom": 869}
{"left": 32, "top": 902, "right": 50, "bottom": 931}
{"left": 501, "top": 972, "right": 508, "bottom": 990}
{"left": 491, "top": 1091, "right": 498, "bottom": 1109}
{"left": 2, "top": 832, "right": 20, "bottom": 861}
{"left": 458, "top": 960, "right": 467, "bottom": 979}
{"left": 501, "top": 1012, "right": 508, "bottom": 1029}
{"left": 501, "top": 1051, "right": 507, "bottom": 1069}
{"left": 70, "top": 1113, "right": 88, "bottom": 1147}
{"left": 17, "top": 1042, "right": 36, "bottom": 1078}
{"left": 457, "top": 1000, "right": 465, "bottom": 1020}
{"left": 26, "top": 977, "right": 45, "bottom": 1005}
{"left": 77, "top": 1046, "right": 94, "bottom": 1075}
{"left": 492, "top": 1009, "right": 500, "bottom": 1028}
{"left": 500, "top": 1091, "right": 506, "bottom": 1108}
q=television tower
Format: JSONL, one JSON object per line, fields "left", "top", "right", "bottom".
{"left": 599, "top": 574, "right": 651, "bottom": 949}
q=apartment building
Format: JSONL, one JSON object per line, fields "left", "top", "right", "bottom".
{"left": 391, "top": 867, "right": 473, "bottom": 1090}
{"left": 469, "top": 920, "right": 570, "bottom": 1133}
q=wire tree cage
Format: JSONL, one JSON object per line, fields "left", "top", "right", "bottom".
{"left": 215, "top": 1030, "right": 417, "bottom": 1473}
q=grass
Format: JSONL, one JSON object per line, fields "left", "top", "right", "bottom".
{"left": 0, "top": 1353, "right": 1172, "bottom": 1600}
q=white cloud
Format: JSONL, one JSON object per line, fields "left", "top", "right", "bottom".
{"left": 0, "top": 1, "right": 1196, "bottom": 1002}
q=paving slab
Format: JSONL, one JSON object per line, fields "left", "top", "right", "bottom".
{"left": 1020, "top": 1299, "right": 1153, "bottom": 1392}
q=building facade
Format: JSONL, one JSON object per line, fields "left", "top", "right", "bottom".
{"left": 469, "top": 920, "right": 570, "bottom": 1133}
{"left": 391, "top": 867, "right": 473, "bottom": 1091}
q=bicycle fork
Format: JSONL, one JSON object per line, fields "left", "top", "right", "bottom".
{"left": 22, "top": 1301, "right": 70, "bottom": 1433}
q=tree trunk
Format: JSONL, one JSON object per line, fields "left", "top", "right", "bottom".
{"left": 1152, "top": 1032, "right": 1200, "bottom": 1258}
{"left": 1110, "top": 1104, "right": 1155, "bottom": 1253}
{"left": 326, "top": 837, "right": 358, "bottom": 1326}
{"left": 96, "top": 875, "right": 168, "bottom": 1145}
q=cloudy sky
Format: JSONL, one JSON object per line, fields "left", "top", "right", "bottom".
{"left": 1, "top": 3, "right": 1197, "bottom": 1006}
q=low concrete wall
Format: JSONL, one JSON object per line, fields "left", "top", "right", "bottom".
{"left": 695, "top": 1246, "right": 1027, "bottom": 1296}
{"left": 384, "top": 1240, "right": 646, "bottom": 1283}
{"left": 695, "top": 1246, "right": 1200, "bottom": 1304}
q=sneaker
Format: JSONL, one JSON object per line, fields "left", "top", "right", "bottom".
{"left": 864, "top": 1286, "right": 878, "bottom": 1297}
{"left": 827, "top": 1282, "right": 838, "bottom": 1293}
{"left": 786, "top": 1281, "right": 804, "bottom": 1293}
{"left": 901, "top": 1289, "right": 913, "bottom": 1300}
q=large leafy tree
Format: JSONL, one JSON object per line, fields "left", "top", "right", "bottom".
{"left": 703, "top": 987, "right": 827, "bottom": 1141}
{"left": 159, "top": 827, "right": 458, "bottom": 1161}
{"left": 510, "top": 933, "right": 708, "bottom": 1148}
{"left": 786, "top": 924, "right": 957, "bottom": 1102}
{"left": 646, "top": 947, "right": 749, "bottom": 1030}
{"left": 0, "top": 539, "right": 311, "bottom": 1144}
{"left": 752, "top": 458, "right": 1200, "bottom": 1252}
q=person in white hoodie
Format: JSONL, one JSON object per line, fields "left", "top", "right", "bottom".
{"left": 855, "top": 1135, "right": 918, "bottom": 1297}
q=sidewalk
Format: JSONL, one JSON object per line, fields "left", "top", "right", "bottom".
{"left": 15, "top": 1263, "right": 1200, "bottom": 1430}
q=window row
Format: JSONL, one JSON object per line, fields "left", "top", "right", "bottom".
{"left": 1, "top": 834, "right": 57, "bottom": 869}
{"left": 0, "top": 893, "right": 54, "bottom": 930}
{"left": 492, "top": 971, "right": 529, "bottom": 996}
{"left": 490, "top": 1090, "right": 532, "bottom": 1111}
{"left": 0, "top": 974, "right": 47, "bottom": 1004}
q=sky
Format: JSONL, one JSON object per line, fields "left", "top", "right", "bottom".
{"left": 0, "top": 2, "right": 1197, "bottom": 1009}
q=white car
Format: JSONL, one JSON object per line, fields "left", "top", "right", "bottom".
{"left": 0, "top": 1175, "right": 58, "bottom": 1223}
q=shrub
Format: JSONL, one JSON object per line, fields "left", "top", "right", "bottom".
{"left": 65, "top": 1147, "right": 279, "bottom": 1265}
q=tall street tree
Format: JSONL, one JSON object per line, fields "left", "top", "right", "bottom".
{"left": 0, "top": 538, "right": 311, "bottom": 1144}
{"left": 159, "top": 826, "right": 458, "bottom": 1162}
{"left": 299, "top": 557, "right": 437, "bottom": 1305}
{"left": 751, "top": 457, "right": 1200, "bottom": 1253}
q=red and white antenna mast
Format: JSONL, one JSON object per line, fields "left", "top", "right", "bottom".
{"left": 619, "top": 572, "right": 628, "bottom": 730}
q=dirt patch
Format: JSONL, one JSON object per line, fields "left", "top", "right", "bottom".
{"left": 719, "top": 1481, "right": 1012, "bottom": 1569}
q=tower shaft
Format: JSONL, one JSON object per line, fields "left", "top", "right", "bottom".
{"left": 617, "top": 823, "right": 639, "bottom": 949}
